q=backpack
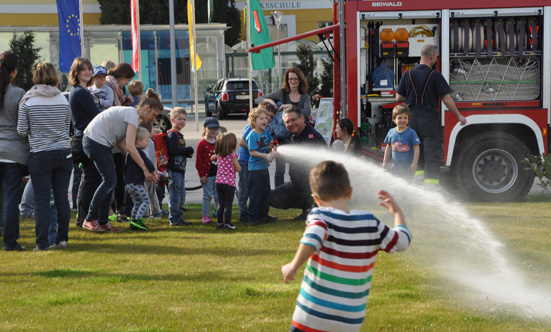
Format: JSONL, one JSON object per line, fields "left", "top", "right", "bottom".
{"left": 153, "top": 129, "right": 177, "bottom": 172}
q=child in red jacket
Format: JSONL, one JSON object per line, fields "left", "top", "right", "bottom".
{"left": 196, "top": 117, "right": 220, "bottom": 223}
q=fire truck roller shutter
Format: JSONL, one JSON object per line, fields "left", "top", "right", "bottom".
{"left": 452, "top": 131, "right": 533, "bottom": 202}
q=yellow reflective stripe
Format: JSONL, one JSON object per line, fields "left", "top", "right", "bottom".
{"left": 414, "top": 170, "right": 425, "bottom": 177}
{"left": 424, "top": 179, "right": 440, "bottom": 185}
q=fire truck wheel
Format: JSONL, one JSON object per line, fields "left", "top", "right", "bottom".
{"left": 453, "top": 132, "right": 534, "bottom": 202}
{"left": 155, "top": 114, "right": 172, "bottom": 133}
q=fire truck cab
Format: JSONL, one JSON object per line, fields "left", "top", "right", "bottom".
{"left": 339, "top": 1, "right": 550, "bottom": 201}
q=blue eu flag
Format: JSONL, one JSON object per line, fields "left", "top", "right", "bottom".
{"left": 57, "top": 0, "right": 81, "bottom": 72}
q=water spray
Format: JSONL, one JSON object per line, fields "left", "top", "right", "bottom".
{"left": 277, "top": 144, "right": 551, "bottom": 319}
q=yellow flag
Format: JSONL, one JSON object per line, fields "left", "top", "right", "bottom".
{"left": 187, "top": 0, "right": 202, "bottom": 71}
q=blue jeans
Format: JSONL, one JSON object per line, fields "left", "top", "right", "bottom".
{"left": 71, "top": 163, "right": 82, "bottom": 210}
{"left": 237, "top": 160, "right": 249, "bottom": 220}
{"left": 1, "top": 162, "right": 25, "bottom": 249}
{"left": 202, "top": 175, "right": 218, "bottom": 217}
{"left": 28, "top": 149, "right": 72, "bottom": 249}
{"left": 20, "top": 178, "right": 34, "bottom": 218}
{"left": 83, "top": 137, "right": 116, "bottom": 221}
{"left": 168, "top": 170, "right": 186, "bottom": 224}
{"left": 48, "top": 206, "right": 58, "bottom": 246}
{"left": 19, "top": 179, "right": 58, "bottom": 245}
{"left": 0, "top": 186, "right": 3, "bottom": 231}
{"left": 76, "top": 159, "right": 104, "bottom": 226}
{"left": 248, "top": 168, "right": 270, "bottom": 221}
{"left": 156, "top": 183, "right": 167, "bottom": 211}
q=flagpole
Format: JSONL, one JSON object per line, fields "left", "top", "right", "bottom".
{"left": 79, "top": 0, "right": 84, "bottom": 57}
{"left": 246, "top": 0, "right": 253, "bottom": 112}
{"left": 191, "top": 0, "right": 199, "bottom": 131}
{"left": 136, "top": 0, "right": 141, "bottom": 80}
{"left": 169, "top": 0, "right": 177, "bottom": 110}
{"left": 208, "top": 0, "right": 212, "bottom": 24}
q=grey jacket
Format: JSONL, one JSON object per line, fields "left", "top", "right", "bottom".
{"left": 263, "top": 89, "right": 311, "bottom": 119}
{"left": 0, "top": 84, "right": 29, "bottom": 165}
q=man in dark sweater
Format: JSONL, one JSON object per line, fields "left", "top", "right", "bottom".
{"left": 396, "top": 44, "right": 466, "bottom": 187}
{"left": 270, "top": 106, "right": 326, "bottom": 221}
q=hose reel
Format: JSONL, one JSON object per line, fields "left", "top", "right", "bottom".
{"left": 450, "top": 17, "right": 539, "bottom": 56}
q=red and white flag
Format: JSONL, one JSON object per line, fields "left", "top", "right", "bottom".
{"left": 131, "top": 0, "right": 140, "bottom": 73}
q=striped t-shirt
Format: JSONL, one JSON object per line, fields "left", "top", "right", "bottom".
{"left": 291, "top": 207, "right": 412, "bottom": 332}
{"left": 17, "top": 94, "right": 71, "bottom": 153}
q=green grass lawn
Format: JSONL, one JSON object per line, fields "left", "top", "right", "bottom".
{"left": 1, "top": 202, "right": 550, "bottom": 331}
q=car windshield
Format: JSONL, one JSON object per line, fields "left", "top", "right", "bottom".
{"left": 226, "top": 81, "right": 258, "bottom": 90}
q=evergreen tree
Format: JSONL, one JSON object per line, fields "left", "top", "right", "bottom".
{"left": 9, "top": 32, "right": 41, "bottom": 91}
{"left": 319, "top": 57, "right": 333, "bottom": 97}
{"left": 97, "top": 0, "right": 240, "bottom": 46}
{"left": 292, "top": 44, "right": 320, "bottom": 97}
{"left": 215, "top": 0, "right": 241, "bottom": 46}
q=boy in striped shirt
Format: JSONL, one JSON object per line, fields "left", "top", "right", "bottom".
{"left": 282, "top": 161, "right": 412, "bottom": 332}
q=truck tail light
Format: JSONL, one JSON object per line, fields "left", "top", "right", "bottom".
{"left": 258, "top": 91, "right": 264, "bottom": 97}
{"left": 221, "top": 92, "right": 229, "bottom": 101}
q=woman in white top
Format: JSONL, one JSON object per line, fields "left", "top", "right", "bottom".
{"left": 18, "top": 62, "right": 72, "bottom": 251}
{"left": 81, "top": 89, "right": 162, "bottom": 232}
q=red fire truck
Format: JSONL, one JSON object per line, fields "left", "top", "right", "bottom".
{"left": 250, "top": 1, "right": 550, "bottom": 202}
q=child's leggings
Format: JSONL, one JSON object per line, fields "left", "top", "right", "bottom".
{"left": 216, "top": 183, "right": 235, "bottom": 224}
{"left": 126, "top": 184, "right": 150, "bottom": 220}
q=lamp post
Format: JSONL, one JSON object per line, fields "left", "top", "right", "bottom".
{"left": 272, "top": 11, "right": 283, "bottom": 89}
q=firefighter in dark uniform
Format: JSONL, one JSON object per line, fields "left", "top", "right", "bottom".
{"left": 270, "top": 106, "right": 326, "bottom": 221}
{"left": 396, "top": 44, "right": 467, "bottom": 187}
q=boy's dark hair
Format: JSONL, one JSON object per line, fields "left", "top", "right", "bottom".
{"left": 258, "top": 100, "right": 277, "bottom": 115}
{"left": 392, "top": 104, "right": 411, "bottom": 120}
{"left": 128, "top": 80, "right": 144, "bottom": 97}
{"left": 309, "top": 161, "right": 351, "bottom": 201}
{"left": 215, "top": 132, "right": 237, "bottom": 157}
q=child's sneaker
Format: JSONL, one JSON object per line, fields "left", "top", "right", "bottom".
{"left": 216, "top": 223, "right": 224, "bottom": 229}
{"left": 108, "top": 213, "right": 118, "bottom": 222}
{"left": 202, "top": 215, "right": 212, "bottom": 224}
{"left": 130, "top": 219, "right": 149, "bottom": 231}
{"left": 152, "top": 212, "right": 162, "bottom": 219}
{"left": 224, "top": 223, "right": 236, "bottom": 230}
